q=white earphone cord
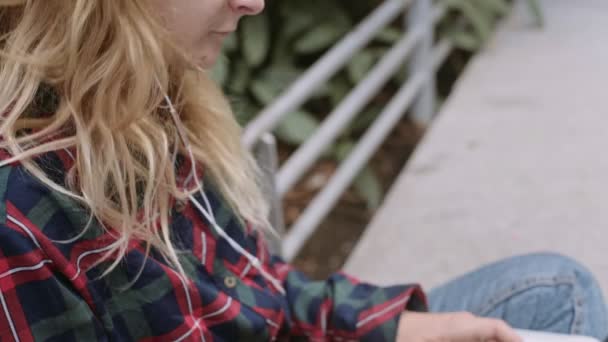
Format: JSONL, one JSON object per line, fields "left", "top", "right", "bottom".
{"left": 160, "top": 87, "right": 286, "bottom": 295}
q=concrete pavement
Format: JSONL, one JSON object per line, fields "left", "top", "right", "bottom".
{"left": 344, "top": 0, "right": 608, "bottom": 295}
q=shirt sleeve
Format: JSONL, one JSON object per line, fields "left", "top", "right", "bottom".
{"left": 0, "top": 222, "right": 107, "bottom": 341}
{"left": 269, "top": 253, "right": 428, "bottom": 341}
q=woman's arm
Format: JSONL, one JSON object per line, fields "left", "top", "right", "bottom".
{"left": 267, "top": 253, "right": 427, "bottom": 341}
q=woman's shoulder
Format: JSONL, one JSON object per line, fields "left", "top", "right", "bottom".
{"left": 0, "top": 147, "right": 61, "bottom": 201}
{"left": 0, "top": 148, "right": 89, "bottom": 241}
{"left": 0, "top": 150, "right": 49, "bottom": 213}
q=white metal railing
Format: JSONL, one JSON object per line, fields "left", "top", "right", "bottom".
{"left": 242, "top": 0, "right": 414, "bottom": 148}
{"left": 244, "top": 0, "right": 453, "bottom": 261}
{"left": 275, "top": 5, "right": 445, "bottom": 199}
{"left": 243, "top": 4, "right": 605, "bottom": 342}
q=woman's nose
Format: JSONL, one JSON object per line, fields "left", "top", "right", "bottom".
{"left": 229, "top": 0, "right": 265, "bottom": 16}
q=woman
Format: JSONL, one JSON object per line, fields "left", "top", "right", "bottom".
{"left": 0, "top": 0, "right": 606, "bottom": 341}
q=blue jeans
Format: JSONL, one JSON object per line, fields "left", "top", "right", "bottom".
{"left": 429, "top": 253, "right": 608, "bottom": 340}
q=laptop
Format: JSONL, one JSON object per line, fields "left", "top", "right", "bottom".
{"left": 517, "top": 330, "right": 601, "bottom": 342}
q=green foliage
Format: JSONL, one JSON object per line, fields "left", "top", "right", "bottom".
{"left": 525, "top": 0, "right": 545, "bottom": 27}
{"left": 441, "top": 0, "right": 510, "bottom": 50}
{"left": 274, "top": 110, "right": 320, "bottom": 146}
{"left": 213, "top": 0, "right": 540, "bottom": 208}
{"left": 334, "top": 141, "right": 383, "bottom": 211}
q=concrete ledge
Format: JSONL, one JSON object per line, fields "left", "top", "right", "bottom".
{"left": 344, "top": 0, "right": 608, "bottom": 294}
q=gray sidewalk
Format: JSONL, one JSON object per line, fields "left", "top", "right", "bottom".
{"left": 344, "top": 0, "right": 608, "bottom": 294}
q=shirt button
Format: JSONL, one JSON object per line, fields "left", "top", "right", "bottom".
{"left": 224, "top": 275, "right": 237, "bottom": 288}
{"left": 175, "top": 200, "right": 187, "bottom": 213}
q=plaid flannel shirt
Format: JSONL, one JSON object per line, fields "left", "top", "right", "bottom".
{"left": 0, "top": 148, "right": 427, "bottom": 341}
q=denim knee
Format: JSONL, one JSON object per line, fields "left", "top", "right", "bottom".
{"left": 497, "top": 252, "right": 608, "bottom": 338}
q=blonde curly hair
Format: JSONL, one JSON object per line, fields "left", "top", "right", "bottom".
{"left": 0, "top": 0, "right": 270, "bottom": 274}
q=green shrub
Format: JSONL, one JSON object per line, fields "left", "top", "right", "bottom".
{"left": 214, "top": 0, "right": 540, "bottom": 210}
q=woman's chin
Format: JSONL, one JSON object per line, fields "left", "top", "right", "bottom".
{"left": 195, "top": 51, "right": 221, "bottom": 70}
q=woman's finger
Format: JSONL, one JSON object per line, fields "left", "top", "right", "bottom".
{"left": 478, "top": 318, "right": 523, "bottom": 342}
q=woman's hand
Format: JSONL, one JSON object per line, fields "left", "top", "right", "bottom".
{"left": 396, "top": 311, "right": 523, "bottom": 342}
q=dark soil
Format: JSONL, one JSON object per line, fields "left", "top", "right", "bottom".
{"left": 283, "top": 119, "right": 424, "bottom": 279}
{"left": 280, "top": 49, "right": 472, "bottom": 280}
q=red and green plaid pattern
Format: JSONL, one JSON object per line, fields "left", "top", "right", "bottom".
{"left": 0, "top": 149, "right": 427, "bottom": 341}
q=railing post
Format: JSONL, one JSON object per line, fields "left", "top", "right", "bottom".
{"left": 252, "top": 133, "right": 285, "bottom": 255}
{"left": 407, "top": 0, "right": 436, "bottom": 125}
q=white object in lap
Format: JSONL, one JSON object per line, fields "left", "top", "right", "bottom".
{"left": 516, "top": 330, "right": 600, "bottom": 342}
